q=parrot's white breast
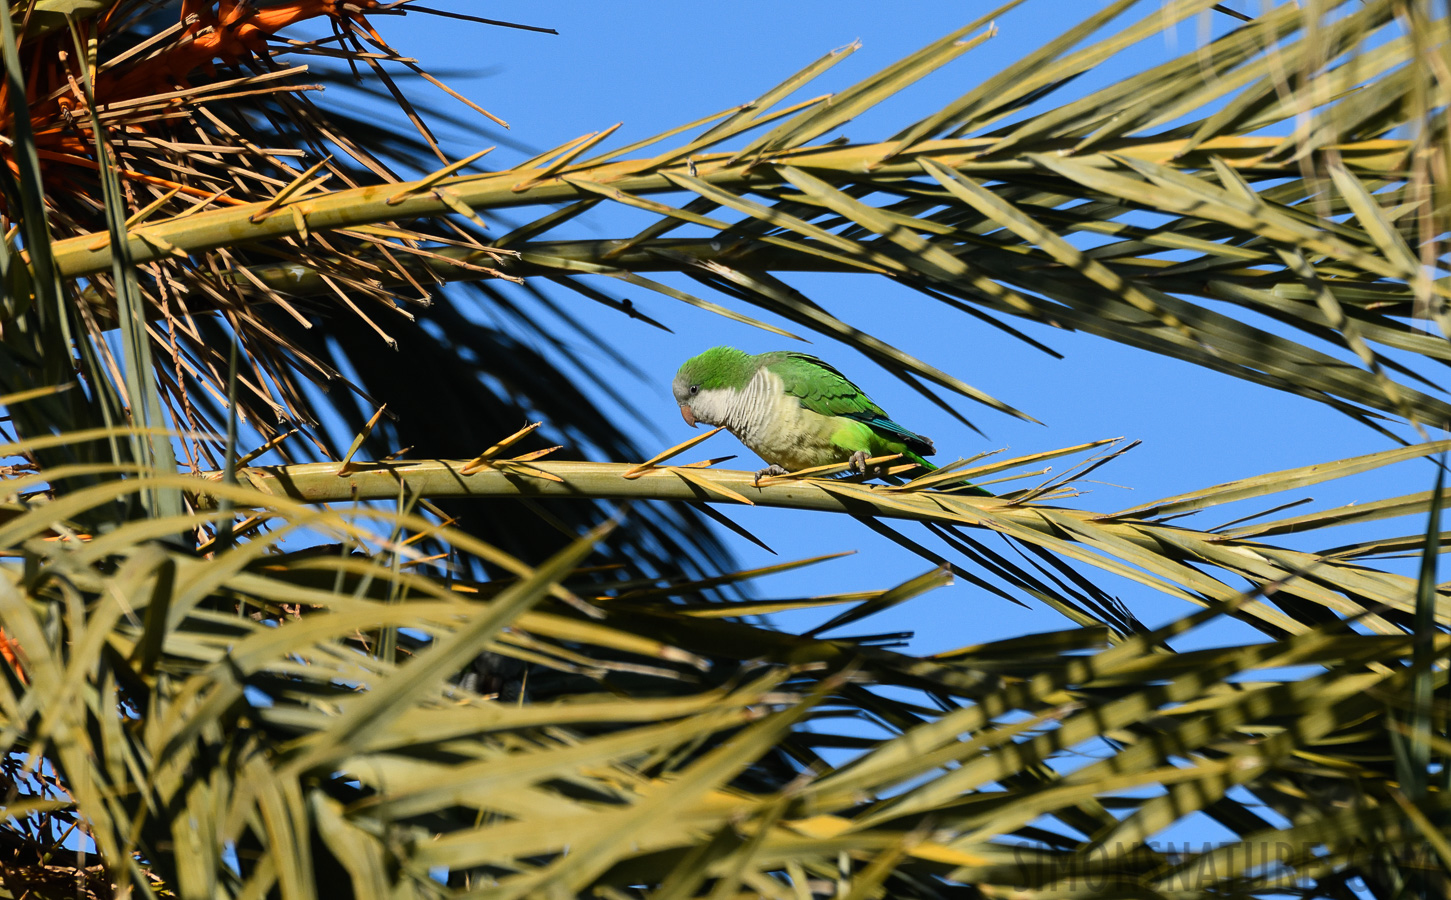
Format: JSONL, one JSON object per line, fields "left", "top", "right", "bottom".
{"left": 695, "top": 369, "right": 843, "bottom": 471}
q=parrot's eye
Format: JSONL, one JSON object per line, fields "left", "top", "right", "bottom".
{"left": 689, "top": 385, "right": 699, "bottom": 395}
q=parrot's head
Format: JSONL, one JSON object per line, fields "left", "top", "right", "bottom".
{"left": 672, "top": 346, "right": 755, "bottom": 428}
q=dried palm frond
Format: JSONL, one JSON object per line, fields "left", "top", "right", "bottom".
{"left": 4, "top": 0, "right": 527, "bottom": 462}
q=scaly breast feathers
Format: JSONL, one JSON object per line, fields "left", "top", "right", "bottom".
{"left": 731, "top": 379, "right": 854, "bottom": 471}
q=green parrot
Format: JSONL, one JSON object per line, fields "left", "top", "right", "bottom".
{"left": 672, "top": 346, "right": 944, "bottom": 484}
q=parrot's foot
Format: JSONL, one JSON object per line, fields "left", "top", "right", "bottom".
{"left": 848, "top": 450, "right": 885, "bottom": 478}
{"left": 753, "top": 464, "right": 789, "bottom": 486}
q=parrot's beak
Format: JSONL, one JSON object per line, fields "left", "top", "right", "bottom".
{"left": 680, "top": 405, "right": 697, "bottom": 428}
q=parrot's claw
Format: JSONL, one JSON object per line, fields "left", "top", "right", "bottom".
{"left": 848, "top": 450, "right": 872, "bottom": 475}
{"left": 753, "top": 464, "right": 789, "bottom": 486}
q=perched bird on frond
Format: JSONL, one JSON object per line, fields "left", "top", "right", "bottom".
{"left": 672, "top": 346, "right": 988, "bottom": 495}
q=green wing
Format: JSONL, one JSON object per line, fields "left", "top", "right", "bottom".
{"left": 763, "top": 353, "right": 935, "bottom": 458}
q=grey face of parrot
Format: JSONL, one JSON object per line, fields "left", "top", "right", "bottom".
{"left": 673, "top": 352, "right": 746, "bottom": 430}
{"left": 672, "top": 374, "right": 701, "bottom": 428}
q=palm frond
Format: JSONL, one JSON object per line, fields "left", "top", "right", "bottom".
{"left": 1, "top": 456, "right": 1447, "bottom": 897}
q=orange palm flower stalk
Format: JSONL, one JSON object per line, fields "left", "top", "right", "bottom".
{"left": 1, "top": 0, "right": 381, "bottom": 206}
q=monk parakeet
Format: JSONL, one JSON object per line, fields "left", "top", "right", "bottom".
{"left": 672, "top": 346, "right": 939, "bottom": 483}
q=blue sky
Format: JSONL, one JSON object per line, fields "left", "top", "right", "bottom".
{"left": 287, "top": 1, "right": 1437, "bottom": 655}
